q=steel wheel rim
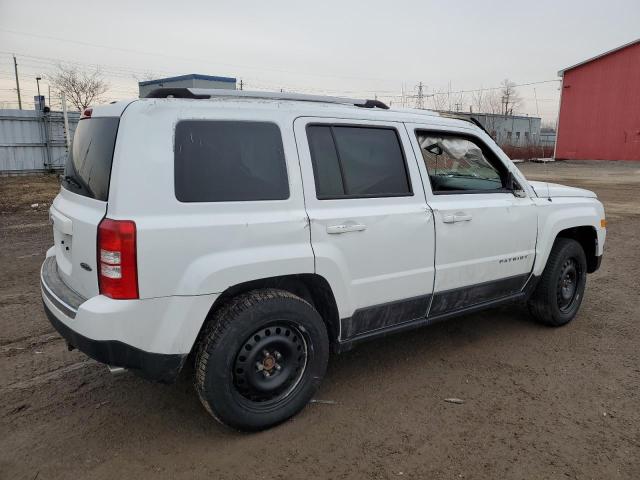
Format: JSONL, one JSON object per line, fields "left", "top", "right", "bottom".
{"left": 557, "top": 258, "right": 580, "bottom": 313}
{"left": 232, "top": 323, "right": 308, "bottom": 406}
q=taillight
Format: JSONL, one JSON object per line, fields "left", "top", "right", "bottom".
{"left": 97, "top": 218, "right": 138, "bottom": 299}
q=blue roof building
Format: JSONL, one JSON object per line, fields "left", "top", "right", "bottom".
{"left": 138, "top": 73, "right": 237, "bottom": 97}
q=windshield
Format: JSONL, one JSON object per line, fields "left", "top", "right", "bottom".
{"left": 63, "top": 117, "right": 120, "bottom": 201}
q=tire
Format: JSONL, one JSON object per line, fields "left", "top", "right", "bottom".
{"left": 528, "top": 238, "right": 587, "bottom": 327}
{"left": 194, "top": 289, "right": 329, "bottom": 431}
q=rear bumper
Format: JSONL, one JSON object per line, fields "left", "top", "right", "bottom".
{"left": 42, "top": 300, "right": 185, "bottom": 382}
{"left": 40, "top": 256, "right": 217, "bottom": 382}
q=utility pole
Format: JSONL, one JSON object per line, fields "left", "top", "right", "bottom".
{"left": 36, "top": 76, "right": 42, "bottom": 110}
{"left": 415, "top": 82, "right": 425, "bottom": 109}
{"left": 13, "top": 55, "right": 22, "bottom": 109}
{"left": 62, "top": 93, "right": 71, "bottom": 151}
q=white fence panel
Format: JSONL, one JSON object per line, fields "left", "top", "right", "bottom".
{"left": 0, "top": 109, "right": 79, "bottom": 173}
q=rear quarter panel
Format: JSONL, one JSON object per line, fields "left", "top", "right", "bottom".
{"left": 106, "top": 100, "right": 314, "bottom": 298}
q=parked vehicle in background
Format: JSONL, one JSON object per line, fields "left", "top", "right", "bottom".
{"left": 41, "top": 89, "right": 606, "bottom": 430}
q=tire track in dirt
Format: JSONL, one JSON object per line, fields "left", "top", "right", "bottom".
{"left": 1, "top": 360, "right": 92, "bottom": 391}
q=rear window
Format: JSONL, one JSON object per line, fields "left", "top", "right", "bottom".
{"left": 174, "top": 120, "right": 289, "bottom": 202}
{"left": 63, "top": 117, "right": 120, "bottom": 201}
{"left": 306, "top": 125, "right": 412, "bottom": 199}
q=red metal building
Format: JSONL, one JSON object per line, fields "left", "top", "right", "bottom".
{"left": 555, "top": 39, "right": 640, "bottom": 161}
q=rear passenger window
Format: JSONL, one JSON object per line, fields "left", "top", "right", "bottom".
{"left": 175, "top": 121, "right": 289, "bottom": 202}
{"left": 307, "top": 125, "right": 411, "bottom": 199}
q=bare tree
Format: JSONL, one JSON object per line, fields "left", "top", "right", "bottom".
{"left": 428, "top": 88, "right": 448, "bottom": 111}
{"left": 450, "top": 90, "right": 466, "bottom": 112}
{"left": 500, "top": 79, "right": 521, "bottom": 116}
{"left": 485, "top": 89, "right": 503, "bottom": 115}
{"left": 132, "top": 70, "right": 157, "bottom": 82}
{"left": 50, "top": 64, "right": 109, "bottom": 111}
{"left": 471, "top": 88, "right": 485, "bottom": 114}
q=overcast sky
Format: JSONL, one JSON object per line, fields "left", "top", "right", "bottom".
{"left": 1, "top": 0, "right": 638, "bottom": 121}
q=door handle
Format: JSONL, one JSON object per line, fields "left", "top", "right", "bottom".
{"left": 326, "top": 223, "right": 367, "bottom": 234}
{"left": 442, "top": 213, "right": 472, "bottom": 223}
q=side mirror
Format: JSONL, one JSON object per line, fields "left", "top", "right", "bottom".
{"left": 425, "top": 143, "right": 443, "bottom": 156}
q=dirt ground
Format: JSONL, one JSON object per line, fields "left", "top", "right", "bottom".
{"left": 1, "top": 161, "right": 639, "bottom": 479}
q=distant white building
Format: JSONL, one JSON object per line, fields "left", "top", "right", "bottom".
{"left": 447, "top": 111, "right": 542, "bottom": 146}
{"left": 540, "top": 131, "right": 556, "bottom": 147}
{"left": 138, "top": 74, "right": 237, "bottom": 97}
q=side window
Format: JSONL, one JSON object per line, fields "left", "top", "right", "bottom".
{"left": 306, "top": 125, "right": 411, "bottom": 199}
{"left": 174, "top": 121, "right": 289, "bottom": 202}
{"left": 416, "top": 132, "right": 506, "bottom": 194}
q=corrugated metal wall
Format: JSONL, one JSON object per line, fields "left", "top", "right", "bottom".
{"left": 0, "top": 109, "right": 80, "bottom": 173}
{"left": 556, "top": 41, "right": 640, "bottom": 161}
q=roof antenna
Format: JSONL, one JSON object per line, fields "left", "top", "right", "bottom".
{"left": 545, "top": 149, "right": 552, "bottom": 202}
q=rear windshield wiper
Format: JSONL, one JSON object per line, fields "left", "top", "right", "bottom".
{"left": 62, "top": 175, "right": 83, "bottom": 189}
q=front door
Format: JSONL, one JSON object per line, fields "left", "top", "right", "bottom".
{"left": 406, "top": 123, "right": 538, "bottom": 316}
{"left": 294, "top": 117, "right": 435, "bottom": 340}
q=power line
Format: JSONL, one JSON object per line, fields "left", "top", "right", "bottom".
{"left": 0, "top": 49, "right": 561, "bottom": 118}
{"left": 0, "top": 29, "right": 402, "bottom": 84}
{"left": 3, "top": 51, "right": 561, "bottom": 99}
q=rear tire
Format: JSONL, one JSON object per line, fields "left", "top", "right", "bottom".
{"left": 195, "top": 289, "right": 329, "bottom": 431}
{"left": 528, "top": 238, "right": 587, "bottom": 327}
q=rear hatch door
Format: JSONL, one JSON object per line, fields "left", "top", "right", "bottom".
{"left": 51, "top": 115, "right": 120, "bottom": 299}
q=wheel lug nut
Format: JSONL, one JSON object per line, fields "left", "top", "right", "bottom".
{"left": 256, "top": 362, "right": 264, "bottom": 371}
{"left": 262, "top": 349, "right": 270, "bottom": 357}
{"left": 274, "top": 351, "right": 282, "bottom": 360}
{"left": 275, "top": 364, "right": 282, "bottom": 371}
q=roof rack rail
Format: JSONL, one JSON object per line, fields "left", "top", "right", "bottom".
{"left": 145, "top": 88, "right": 389, "bottom": 109}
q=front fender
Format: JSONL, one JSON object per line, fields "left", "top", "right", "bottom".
{"left": 533, "top": 197, "right": 605, "bottom": 276}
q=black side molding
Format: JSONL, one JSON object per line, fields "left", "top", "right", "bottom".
{"left": 336, "top": 275, "right": 540, "bottom": 353}
{"left": 429, "top": 273, "right": 529, "bottom": 316}
{"left": 340, "top": 294, "right": 431, "bottom": 340}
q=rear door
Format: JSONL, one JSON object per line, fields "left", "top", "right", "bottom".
{"left": 51, "top": 115, "right": 120, "bottom": 299}
{"left": 294, "top": 117, "right": 435, "bottom": 340}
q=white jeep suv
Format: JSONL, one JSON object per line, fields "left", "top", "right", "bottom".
{"left": 41, "top": 89, "right": 606, "bottom": 430}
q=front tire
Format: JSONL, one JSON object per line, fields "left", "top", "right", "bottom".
{"left": 528, "top": 238, "right": 587, "bottom": 327}
{"left": 195, "top": 289, "right": 329, "bottom": 431}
